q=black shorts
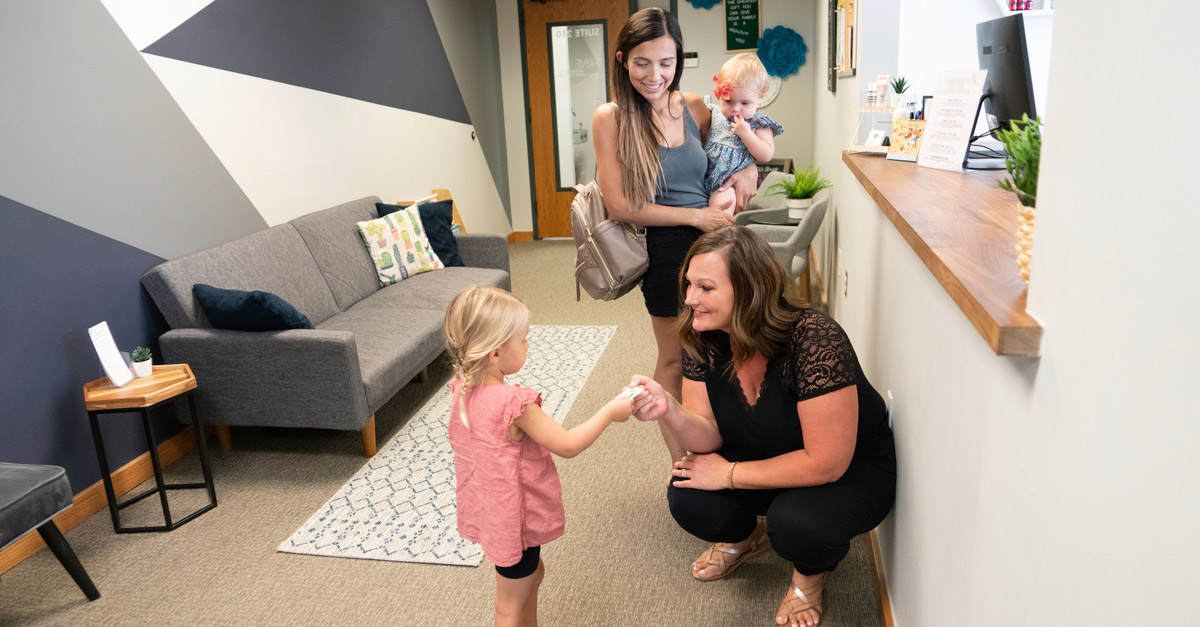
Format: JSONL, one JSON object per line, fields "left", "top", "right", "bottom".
{"left": 494, "top": 545, "right": 541, "bottom": 579}
{"left": 640, "top": 225, "right": 702, "bottom": 318}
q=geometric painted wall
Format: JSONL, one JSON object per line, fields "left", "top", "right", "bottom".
{"left": 118, "top": 0, "right": 513, "bottom": 230}
{"left": 0, "top": 195, "right": 174, "bottom": 492}
{"left": 0, "top": 0, "right": 511, "bottom": 493}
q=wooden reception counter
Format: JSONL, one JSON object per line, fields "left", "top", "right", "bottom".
{"left": 842, "top": 151, "right": 1042, "bottom": 357}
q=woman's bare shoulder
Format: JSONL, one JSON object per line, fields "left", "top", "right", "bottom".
{"left": 681, "top": 92, "right": 711, "bottom": 123}
{"left": 595, "top": 102, "right": 618, "bottom": 118}
{"left": 681, "top": 92, "right": 705, "bottom": 108}
{"left": 593, "top": 102, "right": 618, "bottom": 135}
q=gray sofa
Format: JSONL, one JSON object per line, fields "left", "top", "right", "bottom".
{"left": 140, "top": 196, "right": 510, "bottom": 457}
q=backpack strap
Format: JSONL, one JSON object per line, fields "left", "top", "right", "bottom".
{"left": 573, "top": 183, "right": 588, "bottom": 302}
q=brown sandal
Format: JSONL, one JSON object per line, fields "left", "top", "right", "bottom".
{"left": 692, "top": 518, "right": 770, "bottom": 581}
{"left": 776, "top": 572, "right": 827, "bottom": 627}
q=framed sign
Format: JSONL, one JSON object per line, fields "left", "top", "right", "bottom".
{"left": 755, "top": 158, "right": 793, "bottom": 187}
{"left": 828, "top": 0, "right": 856, "bottom": 85}
{"left": 726, "top": 0, "right": 760, "bottom": 52}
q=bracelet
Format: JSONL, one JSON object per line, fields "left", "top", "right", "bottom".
{"left": 726, "top": 462, "right": 738, "bottom": 490}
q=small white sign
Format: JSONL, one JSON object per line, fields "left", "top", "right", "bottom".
{"left": 917, "top": 70, "right": 988, "bottom": 172}
{"left": 88, "top": 321, "right": 134, "bottom": 387}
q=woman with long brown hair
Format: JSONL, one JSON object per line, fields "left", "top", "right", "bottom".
{"left": 593, "top": 8, "right": 759, "bottom": 463}
{"left": 630, "top": 226, "right": 896, "bottom": 627}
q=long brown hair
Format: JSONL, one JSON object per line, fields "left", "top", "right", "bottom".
{"left": 676, "top": 226, "right": 806, "bottom": 374}
{"left": 611, "top": 8, "right": 684, "bottom": 211}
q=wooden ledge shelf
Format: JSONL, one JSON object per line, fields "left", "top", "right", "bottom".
{"left": 842, "top": 151, "right": 1042, "bottom": 356}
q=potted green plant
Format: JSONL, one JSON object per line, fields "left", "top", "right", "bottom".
{"left": 131, "top": 346, "right": 153, "bottom": 378}
{"left": 765, "top": 164, "right": 833, "bottom": 218}
{"left": 995, "top": 113, "right": 1042, "bottom": 283}
{"left": 889, "top": 76, "right": 910, "bottom": 108}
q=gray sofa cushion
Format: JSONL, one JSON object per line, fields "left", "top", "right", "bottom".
{"left": 317, "top": 308, "right": 447, "bottom": 410}
{"left": 159, "top": 327, "right": 370, "bottom": 430}
{"left": 142, "top": 225, "right": 340, "bottom": 328}
{"left": 0, "top": 463, "right": 71, "bottom": 550}
{"left": 290, "top": 196, "right": 383, "bottom": 312}
{"left": 347, "top": 266, "right": 511, "bottom": 313}
{"left": 454, "top": 233, "right": 511, "bottom": 281}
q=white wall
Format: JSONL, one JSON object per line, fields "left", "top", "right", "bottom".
{"left": 897, "top": 1, "right": 1053, "bottom": 125}
{"left": 142, "top": 54, "right": 510, "bottom": 233}
{"left": 813, "top": 0, "right": 1200, "bottom": 625}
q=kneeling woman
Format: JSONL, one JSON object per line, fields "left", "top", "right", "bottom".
{"left": 631, "top": 226, "right": 896, "bottom": 627}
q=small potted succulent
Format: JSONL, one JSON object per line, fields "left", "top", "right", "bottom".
{"left": 889, "top": 76, "right": 910, "bottom": 108}
{"left": 765, "top": 164, "right": 833, "bottom": 218}
{"left": 131, "top": 346, "right": 153, "bottom": 378}
{"left": 995, "top": 113, "right": 1042, "bottom": 283}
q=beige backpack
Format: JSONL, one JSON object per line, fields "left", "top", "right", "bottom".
{"left": 569, "top": 181, "right": 649, "bottom": 301}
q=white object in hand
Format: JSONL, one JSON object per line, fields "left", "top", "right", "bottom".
{"left": 616, "top": 386, "right": 645, "bottom": 400}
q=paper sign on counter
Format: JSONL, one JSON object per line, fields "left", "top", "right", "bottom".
{"left": 917, "top": 70, "right": 988, "bottom": 172}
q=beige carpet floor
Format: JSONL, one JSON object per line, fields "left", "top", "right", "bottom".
{"left": 0, "top": 240, "right": 883, "bottom": 627}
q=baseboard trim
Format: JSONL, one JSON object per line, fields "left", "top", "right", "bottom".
{"left": 867, "top": 529, "right": 895, "bottom": 627}
{"left": 0, "top": 426, "right": 199, "bottom": 575}
{"left": 507, "top": 231, "right": 534, "bottom": 243}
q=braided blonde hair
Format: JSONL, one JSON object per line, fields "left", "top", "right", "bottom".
{"left": 443, "top": 285, "right": 530, "bottom": 428}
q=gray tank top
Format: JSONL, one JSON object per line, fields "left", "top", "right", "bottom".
{"left": 654, "top": 102, "right": 709, "bottom": 210}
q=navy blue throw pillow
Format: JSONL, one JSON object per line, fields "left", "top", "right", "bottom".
{"left": 376, "top": 200, "right": 464, "bottom": 267}
{"left": 193, "top": 284, "right": 315, "bottom": 331}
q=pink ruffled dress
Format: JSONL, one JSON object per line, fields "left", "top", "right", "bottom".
{"left": 448, "top": 380, "right": 565, "bottom": 567}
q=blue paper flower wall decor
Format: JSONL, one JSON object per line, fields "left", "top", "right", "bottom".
{"left": 685, "top": 0, "right": 721, "bottom": 8}
{"left": 757, "top": 26, "right": 807, "bottom": 77}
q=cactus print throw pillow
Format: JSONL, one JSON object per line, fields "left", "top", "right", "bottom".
{"left": 356, "top": 207, "right": 444, "bottom": 286}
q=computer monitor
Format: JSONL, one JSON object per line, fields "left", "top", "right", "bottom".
{"left": 967, "top": 14, "right": 1037, "bottom": 168}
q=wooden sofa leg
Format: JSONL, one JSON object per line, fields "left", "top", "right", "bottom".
{"left": 361, "top": 414, "right": 377, "bottom": 458}
{"left": 417, "top": 367, "right": 429, "bottom": 384}
{"left": 215, "top": 425, "right": 232, "bottom": 453}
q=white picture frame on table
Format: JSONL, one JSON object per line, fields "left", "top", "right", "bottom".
{"left": 88, "top": 321, "right": 134, "bottom": 387}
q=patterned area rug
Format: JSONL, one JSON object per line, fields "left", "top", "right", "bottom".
{"left": 278, "top": 325, "right": 616, "bottom": 566}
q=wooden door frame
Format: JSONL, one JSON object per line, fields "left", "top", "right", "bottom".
{"left": 519, "top": 0, "right": 658, "bottom": 239}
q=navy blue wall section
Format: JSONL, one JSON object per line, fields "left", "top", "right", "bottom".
{"left": 143, "top": 0, "right": 471, "bottom": 124}
{"left": 0, "top": 195, "right": 180, "bottom": 494}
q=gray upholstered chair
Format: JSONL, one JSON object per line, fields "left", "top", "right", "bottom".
{"left": 734, "top": 171, "right": 790, "bottom": 226}
{"left": 745, "top": 194, "right": 829, "bottom": 303}
{"left": 0, "top": 463, "right": 100, "bottom": 600}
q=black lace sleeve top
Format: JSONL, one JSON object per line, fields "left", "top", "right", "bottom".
{"left": 682, "top": 308, "right": 895, "bottom": 465}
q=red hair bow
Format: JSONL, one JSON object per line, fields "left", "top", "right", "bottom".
{"left": 712, "top": 75, "right": 732, "bottom": 100}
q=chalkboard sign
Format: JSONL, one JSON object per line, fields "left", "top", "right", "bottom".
{"left": 725, "top": 0, "right": 760, "bottom": 52}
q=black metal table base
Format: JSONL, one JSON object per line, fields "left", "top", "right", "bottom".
{"left": 88, "top": 390, "right": 217, "bottom": 533}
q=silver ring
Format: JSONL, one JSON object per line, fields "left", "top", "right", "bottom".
{"left": 681, "top": 469, "right": 687, "bottom": 478}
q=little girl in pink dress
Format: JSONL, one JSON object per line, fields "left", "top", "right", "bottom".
{"left": 444, "top": 285, "right": 635, "bottom": 627}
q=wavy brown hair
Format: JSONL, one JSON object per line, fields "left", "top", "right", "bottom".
{"left": 611, "top": 8, "right": 684, "bottom": 211}
{"left": 676, "top": 226, "right": 806, "bottom": 374}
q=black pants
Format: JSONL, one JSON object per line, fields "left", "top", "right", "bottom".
{"left": 667, "top": 458, "right": 895, "bottom": 575}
